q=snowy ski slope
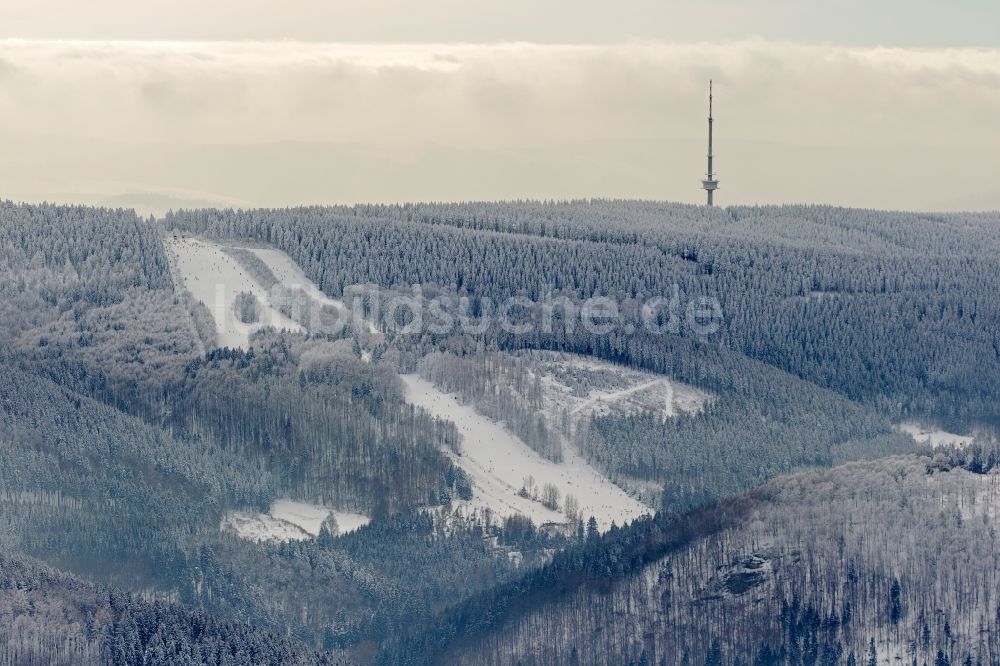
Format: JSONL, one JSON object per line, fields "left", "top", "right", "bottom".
{"left": 166, "top": 235, "right": 302, "bottom": 348}
{"left": 402, "top": 374, "right": 651, "bottom": 531}
{"left": 247, "top": 246, "right": 356, "bottom": 325}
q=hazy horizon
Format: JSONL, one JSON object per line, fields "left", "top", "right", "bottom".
{"left": 1, "top": 2, "right": 999, "bottom": 213}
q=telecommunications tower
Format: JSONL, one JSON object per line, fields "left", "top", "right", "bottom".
{"left": 701, "top": 80, "right": 719, "bottom": 206}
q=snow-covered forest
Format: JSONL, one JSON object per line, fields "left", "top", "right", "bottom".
{"left": 164, "top": 201, "right": 1000, "bottom": 427}
{"left": 1, "top": 199, "right": 999, "bottom": 664}
{"left": 430, "top": 452, "right": 1000, "bottom": 665}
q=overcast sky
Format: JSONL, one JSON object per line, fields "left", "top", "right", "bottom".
{"left": 3, "top": 1, "right": 998, "bottom": 46}
{"left": 1, "top": 2, "right": 998, "bottom": 212}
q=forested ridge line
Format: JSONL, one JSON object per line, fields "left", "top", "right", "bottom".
{"left": 379, "top": 493, "right": 762, "bottom": 664}
{"left": 168, "top": 199, "right": 1000, "bottom": 257}
{"left": 163, "top": 201, "right": 1000, "bottom": 426}
{"left": 3, "top": 200, "right": 997, "bottom": 664}
{"left": 431, "top": 448, "right": 1000, "bottom": 665}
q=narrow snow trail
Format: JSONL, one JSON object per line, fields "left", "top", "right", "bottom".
{"left": 402, "top": 374, "right": 651, "bottom": 531}
{"left": 662, "top": 378, "right": 675, "bottom": 421}
{"left": 249, "top": 246, "right": 378, "bottom": 333}
{"left": 249, "top": 248, "right": 350, "bottom": 316}
{"left": 166, "top": 236, "right": 302, "bottom": 349}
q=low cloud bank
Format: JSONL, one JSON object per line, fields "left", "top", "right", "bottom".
{"left": 1, "top": 40, "right": 998, "bottom": 211}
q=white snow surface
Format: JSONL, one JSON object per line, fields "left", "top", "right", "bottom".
{"left": 402, "top": 374, "right": 651, "bottom": 532}
{"left": 247, "top": 245, "right": 380, "bottom": 334}
{"left": 248, "top": 247, "right": 351, "bottom": 318}
{"left": 222, "top": 499, "right": 370, "bottom": 543}
{"left": 166, "top": 235, "right": 302, "bottom": 349}
{"left": 898, "top": 422, "right": 975, "bottom": 449}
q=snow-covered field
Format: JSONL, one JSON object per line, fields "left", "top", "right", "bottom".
{"left": 402, "top": 374, "right": 651, "bottom": 531}
{"left": 166, "top": 235, "right": 302, "bottom": 348}
{"left": 519, "top": 351, "right": 710, "bottom": 426}
{"left": 898, "top": 422, "right": 975, "bottom": 449}
{"left": 222, "top": 499, "right": 370, "bottom": 543}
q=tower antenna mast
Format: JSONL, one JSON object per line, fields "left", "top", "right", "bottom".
{"left": 701, "top": 80, "right": 719, "bottom": 206}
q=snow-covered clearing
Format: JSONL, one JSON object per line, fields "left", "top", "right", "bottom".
{"left": 270, "top": 499, "right": 370, "bottom": 534}
{"left": 243, "top": 245, "right": 380, "bottom": 335}
{"left": 247, "top": 247, "right": 352, "bottom": 320}
{"left": 165, "top": 235, "right": 302, "bottom": 349}
{"left": 520, "top": 351, "right": 711, "bottom": 426}
{"left": 402, "top": 373, "right": 650, "bottom": 532}
{"left": 898, "top": 422, "right": 975, "bottom": 449}
{"left": 222, "top": 499, "right": 370, "bottom": 543}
